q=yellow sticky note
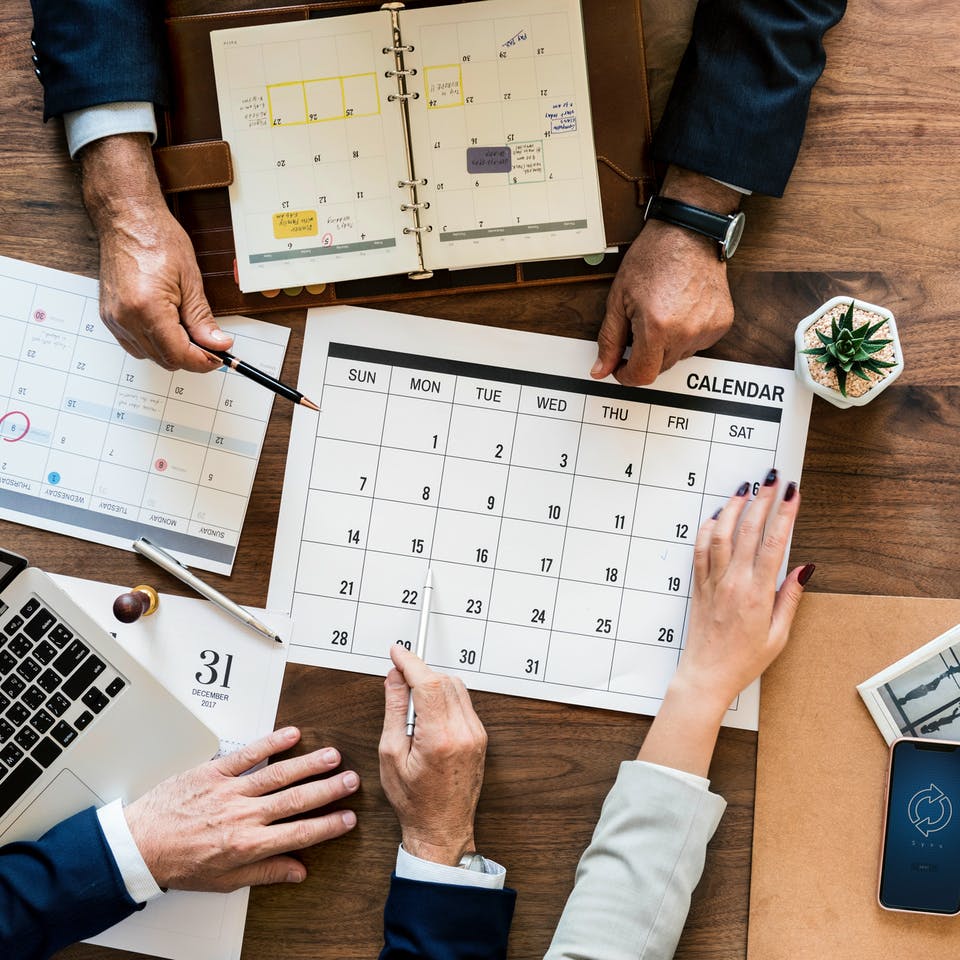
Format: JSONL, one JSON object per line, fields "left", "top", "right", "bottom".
{"left": 273, "top": 210, "right": 318, "bottom": 239}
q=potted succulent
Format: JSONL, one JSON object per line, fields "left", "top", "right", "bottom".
{"left": 794, "top": 297, "right": 904, "bottom": 408}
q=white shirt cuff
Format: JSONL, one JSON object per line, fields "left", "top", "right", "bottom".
{"left": 635, "top": 759, "right": 710, "bottom": 791}
{"left": 707, "top": 176, "right": 752, "bottom": 196}
{"left": 64, "top": 102, "right": 158, "bottom": 159}
{"left": 97, "top": 799, "right": 164, "bottom": 904}
{"left": 395, "top": 844, "right": 506, "bottom": 890}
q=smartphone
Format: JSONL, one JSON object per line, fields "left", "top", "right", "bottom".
{"left": 879, "top": 737, "right": 960, "bottom": 914}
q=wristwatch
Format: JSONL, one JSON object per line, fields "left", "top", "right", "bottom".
{"left": 457, "top": 852, "right": 486, "bottom": 872}
{"left": 643, "top": 194, "right": 746, "bottom": 261}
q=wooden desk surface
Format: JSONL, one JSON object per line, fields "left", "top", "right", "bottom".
{"left": 1, "top": 1, "right": 958, "bottom": 957}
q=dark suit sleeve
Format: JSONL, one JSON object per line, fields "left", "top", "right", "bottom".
{"left": 0, "top": 806, "right": 140, "bottom": 959}
{"left": 29, "top": 0, "right": 168, "bottom": 120}
{"left": 652, "top": 0, "right": 847, "bottom": 196}
{"left": 380, "top": 874, "right": 517, "bottom": 960}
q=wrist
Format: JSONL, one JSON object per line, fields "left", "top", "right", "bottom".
{"left": 660, "top": 165, "right": 742, "bottom": 215}
{"left": 401, "top": 831, "right": 476, "bottom": 867}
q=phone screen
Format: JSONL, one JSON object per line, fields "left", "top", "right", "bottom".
{"left": 880, "top": 738, "right": 960, "bottom": 913}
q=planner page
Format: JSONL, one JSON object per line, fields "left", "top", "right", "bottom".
{"left": 211, "top": 12, "right": 421, "bottom": 292}
{"left": 268, "top": 306, "right": 812, "bottom": 731}
{"left": 402, "top": 0, "right": 607, "bottom": 270}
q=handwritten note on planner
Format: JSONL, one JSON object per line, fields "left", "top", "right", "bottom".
{"left": 269, "top": 307, "right": 812, "bottom": 730}
{"left": 0, "top": 257, "right": 289, "bottom": 575}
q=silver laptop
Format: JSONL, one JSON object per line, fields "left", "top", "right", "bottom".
{"left": 0, "top": 547, "right": 219, "bottom": 843}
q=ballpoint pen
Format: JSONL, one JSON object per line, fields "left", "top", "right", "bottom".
{"left": 132, "top": 537, "right": 283, "bottom": 644}
{"left": 189, "top": 335, "right": 320, "bottom": 411}
{"left": 406, "top": 567, "right": 434, "bottom": 736}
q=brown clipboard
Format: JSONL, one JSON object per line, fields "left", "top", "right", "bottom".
{"left": 160, "top": 0, "right": 654, "bottom": 315}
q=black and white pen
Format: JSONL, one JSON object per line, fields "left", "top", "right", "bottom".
{"left": 406, "top": 568, "right": 434, "bottom": 736}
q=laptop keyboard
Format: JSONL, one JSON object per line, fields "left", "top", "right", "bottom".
{"left": 0, "top": 596, "right": 127, "bottom": 818}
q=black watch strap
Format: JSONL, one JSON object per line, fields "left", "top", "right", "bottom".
{"left": 643, "top": 195, "right": 744, "bottom": 260}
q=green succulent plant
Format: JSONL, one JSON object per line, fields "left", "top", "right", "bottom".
{"left": 802, "top": 300, "right": 897, "bottom": 397}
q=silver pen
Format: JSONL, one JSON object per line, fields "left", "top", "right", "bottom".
{"left": 132, "top": 537, "right": 283, "bottom": 645}
{"left": 406, "top": 567, "right": 434, "bottom": 736}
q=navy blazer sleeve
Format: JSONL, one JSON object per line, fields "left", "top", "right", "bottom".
{"left": 652, "top": 0, "right": 847, "bottom": 196}
{"left": 29, "top": 0, "right": 168, "bottom": 120}
{"left": 380, "top": 875, "right": 517, "bottom": 960}
{"left": 0, "top": 806, "right": 139, "bottom": 960}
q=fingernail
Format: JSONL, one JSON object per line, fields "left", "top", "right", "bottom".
{"left": 736, "top": 482, "right": 750, "bottom": 497}
{"left": 281, "top": 727, "right": 299, "bottom": 742}
{"left": 798, "top": 563, "right": 816, "bottom": 586}
{"left": 764, "top": 468, "right": 778, "bottom": 487}
{"left": 590, "top": 357, "right": 604, "bottom": 378}
{"left": 322, "top": 748, "right": 339, "bottom": 764}
{"left": 711, "top": 508, "right": 721, "bottom": 520}
{"left": 342, "top": 810, "right": 357, "bottom": 828}
{"left": 343, "top": 771, "right": 359, "bottom": 790}
{"left": 286, "top": 869, "right": 305, "bottom": 883}
{"left": 210, "top": 329, "right": 232, "bottom": 342}
{"left": 784, "top": 481, "right": 798, "bottom": 502}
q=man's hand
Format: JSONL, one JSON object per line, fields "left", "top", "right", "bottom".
{"left": 379, "top": 645, "right": 487, "bottom": 866}
{"left": 123, "top": 727, "right": 359, "bottom": 891}
{"left": 79, "top": 133, "right": 233, "bottom": 373}
{"left": 592, "top": 167, "right": 740, "bottom": 386}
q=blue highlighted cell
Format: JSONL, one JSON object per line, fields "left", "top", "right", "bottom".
{"left": 47, "top": 472, "right": 61, "bottom": 485}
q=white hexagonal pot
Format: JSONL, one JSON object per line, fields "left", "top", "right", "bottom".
{"left": 793, "top": 296, "right": 904, "bottom": 409}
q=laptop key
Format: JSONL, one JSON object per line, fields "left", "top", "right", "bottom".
{"left": 62, "top": 655, "right": 106, "bottom": 701}
{"left": 29, "top": 709, "right": 53, "bottom": 734}
{"left": 16, "top": 658, "right": 41, "bottom": 683}
{"left": 52, "top": 639, "right": 89, "bottom": 677}
{"left": 31, "top": 738, "right": 61, "bottom": 769}
{"left": 1, "top": 676, "right": 25, "bottom": 699}
{"left": 50, "top": 721, "right": 77, "bottom": 749}
{"left": 0, "top": 757, "right": 42, "bottom": 817}
{"left": 0, "top": 694, "right": 8, "bottom": 713}
{"left": 0, "top": 743, "right": 23, "bottom": 767}
{"left": 8, "top": 635, "right": 31, "bottom": 659}
{"left": 36, "top": 669, "right": 61, "bottom": 694}
{"left": 14, "top": 727, "right": 38, "bottom": 750}
{"left": 22, "top": 686, "right": 44, "bottom": 710}
{"left": 0, "top": 720, "right": 13, "bottom": 743}
{"left": 6, "top": 703, "right": 29, "bottom": 727}
{"left": 32, "top": 641, "right": 56, "bottom": 666}
{"left": 47, "top": 625, "right": 72, "bottom": 648}
{"left": 24, "top": 609, "right": 56, "bottom": 642}
{"left": 81, "top": 687, "right": 109, "bottom": 714}
{"left": 73, "top": 710, "right": 94, "bottom": 730}
{"left": 0, "top": 651, "right": 15, "bottom": 676}
{"left": 46, "top": 693, "right": 70, "bottom": 717}
{"left": 105, "top": 677, "right": 125, "bottom": 697}
{"left": 19, "top": 599, "right": 40, "bottom": 619}
{"left": 3, "top": 615, "right": 23, "bottom": 637}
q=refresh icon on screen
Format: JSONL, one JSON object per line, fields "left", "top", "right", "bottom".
{"left": 908, "top": 783, "right": 953, "bottom": 837}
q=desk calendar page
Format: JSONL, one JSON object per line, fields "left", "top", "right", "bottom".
{"left": 269, "top": 306, "right": 812, "bottom": 730}
{"left": 0, "top": 257, "right": 288, "bottom": 576}
{"left": 210, "top": 0, "right": 605, "bottom": 292}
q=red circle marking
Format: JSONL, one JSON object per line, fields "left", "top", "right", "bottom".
{"left": 33, "top": 309, "right": 46, "bottom": 322}
{"left": 155, "top": 458, "right": 168, "bottom": 472}
{"left": 321, "top": 232, "right": 334, "bottom": 247}
{"left": 0, "top": 410, "right": 30, "bottom": 443}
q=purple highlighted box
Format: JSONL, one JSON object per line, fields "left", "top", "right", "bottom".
{"left": 466, "top": 146, "right": 512, "bottom": 174}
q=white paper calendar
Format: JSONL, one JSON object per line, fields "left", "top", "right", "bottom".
{"left": 0, "top": 257, "right": 288, "bottom": 575}
{"left": 269, "top": 306, "right": 812, "bottom": 730}
{"left": 210, "top": 0, "right": 605, "bottom": 292}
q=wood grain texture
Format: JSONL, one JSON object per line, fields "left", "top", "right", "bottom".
{"left": 1, "top": 0, "right": 958, "bottom": 957}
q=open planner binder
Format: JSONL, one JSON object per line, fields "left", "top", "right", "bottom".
{"left": 160, "top": 0, "right": 654, "bottom": 313}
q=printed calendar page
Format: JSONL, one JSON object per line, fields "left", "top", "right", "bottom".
{"left": 269, "top": 306, "right": 812, "bottom": 730}
{"left": 405, "top": 0, "right": 606, "bottom": 268}
{"left": 0, "top": 257, "right": 287, "bottom": 575}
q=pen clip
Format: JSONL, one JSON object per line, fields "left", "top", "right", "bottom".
{"left": 136, "top": 537, "right": 191, "bottom": 571}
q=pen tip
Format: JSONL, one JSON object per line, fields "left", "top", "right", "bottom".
{"left": 301, "top": 397, "right": 321, "bottom": 412}
{"left": 274, "top": 635, "right": 283, "bottom": 644}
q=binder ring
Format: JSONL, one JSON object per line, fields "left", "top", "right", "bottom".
{"left": 403, "top": 225, "right": 434, "bottom": 234}
{"left": 398, "top": 178, "right": 428, "bottom": 187}
{"left": 400, "top": 202, "right": 431, "bottom": 211}
{"left": 385, "top": 68, "right": 418, "bottom": 77}
{"left": 382, "top": 44, "right": 415, "bottom": 53}
{"left": 387, "top": 92, "right": 420, "bottom": 101}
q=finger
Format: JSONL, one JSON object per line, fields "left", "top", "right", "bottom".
{"left": 592, "top": 293, "right": 630, "bottom": 379}
{"left": 255, "top": 808, "right": 358, "bottom": 860}
{"left": 389, "top": 643, "right": 436, "bottom": 690}
{"left": 216, "top": 727, "right": 302, "bottom": 778}
{"left": 379, "top": 664, "right": 413, "bottom": 759}
{"left": 692, "top": 508, "right": 717, "bottom": 587}
{"left": 709, "top": 482, "right": 753, "bottom": 576}
{"left": 213, "top": 854, "right": 310, "bottom": 890}
{"left": 754, "top": 483, "right": 801, "bottom": 582}
{"left": 450, "top": 676, "right": 486, "bottom": 745}
{"left": 615, "top": 332, "right": 664, "bottom": 387}
{"left": 263, "top": 769, "right": 361, "bottom": 822}
{"left": 731, "top": 468, "right": 780, "bottom": 566}
{"left": 769, "top": 563, "right": 815, "bottom": 652}
{"left": 179, "top": 270, "right": 234, "bottom": 358}
{"left": 244, "top": 746, "right": 343, "bottom": 795}
{"left": 138, "top": 301, "right": 205, "bottom": 371}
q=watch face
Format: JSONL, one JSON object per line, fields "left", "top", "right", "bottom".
{"left": 723, "top": 212, "right": 746, "bottom": 259}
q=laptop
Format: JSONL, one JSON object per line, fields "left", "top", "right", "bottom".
{"left": 0, "top": 547, "right": 219, "bottom": 843}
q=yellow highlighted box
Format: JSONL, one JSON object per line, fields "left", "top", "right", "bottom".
{"left": 273, "top": 210, "right": 318, "bottom": 239}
